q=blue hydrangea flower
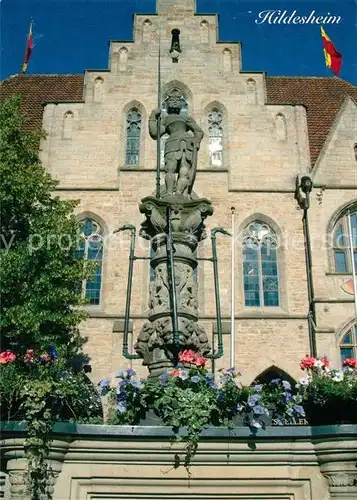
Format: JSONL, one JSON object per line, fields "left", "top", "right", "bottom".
{"left": 205, "top": 372, "right": 214, "bottom": 380}
{"left": 48, "top": 345, "right": 58, "bottom": 360}
{"left": 221, "top": 375, "right": 229, "bottom": 384}
{"left": 282, "top": 380, "right": 292, "bottom": 391}
{"left": 159, "top": 373, "right": 169, "bottom": 380}
{"left": 129, "top": 378, "right": 141, "bottom": 389}
{"left": 117, "top": 402, "right": 127, "bottom": 413}
{"left": 292, "top": 404, "right": 306, "bottom": 417}
{"left": 119, "top": 379, "right": 130, "bottom": 387}
{"left": 127, "top": 368, "right": 136, "bottom": 377}
{"left": 208, "top": 381, "right": 218, "bottom": 390}
{"left": 226, "top": 367, "right": 235, "bottom": 373}
{"left": 253, "top": 405, "right": 267, "bottom": 415}
{"left": 179, "top": 370, "right": 189, "bottom": 380}
{"left": 247, "top": 393, "right": 261, "bottom": 407}
{"left": 270, "top": 378, "right": 281, "bottom": 384}
{"left": 98, "top": 378, "right": 111, "bottom": 396}
{"left": 283, "top": 392, "right": 293, "bottom": 403}
{"left": 190, "top": 375, "right": 201, "bottom": 383}
{"left": 115, "top": 370, "right": 127, "bottom": 379}
{"left": 252, "top": 384, "right": 263, "bottom": 393}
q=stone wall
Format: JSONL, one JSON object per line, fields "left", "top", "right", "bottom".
{"left": 1, "top": 423, "right": 356, "bottom": 500}
{"left": 38, "top": 0, "right": 357, "bottom": 383}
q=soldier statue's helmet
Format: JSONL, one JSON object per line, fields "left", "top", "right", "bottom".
{"left": 166, "top": 89, "right": 183, "bottom": 112}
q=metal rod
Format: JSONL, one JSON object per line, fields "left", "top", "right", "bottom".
{"left": 347, "top": 210, "right": 357, "bottom": 321}
{"left": 303, "top": 206, "right": 317, "bottom": 357}
{"left": 155, "top": 24, "right": 162, "bottom": 199}
{"left": 166, "top": 206, "right": 179, "bottom": 348}
{"left": 230, "top": 207, "right": 236, "bottom": 368}
{"left": 113, "top": 224, "right": 140, "bottom": 359}
{"left": 207, "top": 227, "right": 230, "bottom": 360}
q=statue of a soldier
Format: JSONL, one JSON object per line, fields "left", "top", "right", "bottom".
{"left": 149, "top": 90, "right": 204, "bottom": 197}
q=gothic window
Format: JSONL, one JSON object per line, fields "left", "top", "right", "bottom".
{"left": 208, "top": 109, "right": 223, "bottom": 167}
{"left": 62, "top": 111, "right": 74, "bottom": 139}
{"left": 332, "top": 208, "right": 357, "bottom": 273}
{"left": 161, "top": 88, "right": 188, "bottom": 167}
{"left": 126, "top": 108, "right": 141, "bottom": 165}
{"left": 340, "top": 324, "right": 357, "bottom": 362}
{"left": 75, "top": 219, "right": 104, "bottom": 305}
{"left": 242, "top": 221, "right": 280, "bottom": 307}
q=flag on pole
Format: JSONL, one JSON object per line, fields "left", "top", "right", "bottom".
{"left": 22, "top": 22, "right": 34, "bottom": 74}
{"left": 321, "top": 26, "right": 342, "bottom": 76}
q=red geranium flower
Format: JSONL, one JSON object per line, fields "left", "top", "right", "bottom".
{"left": 321, "top": 356, "right": 330, "bottom": 368}
{"left": 0, "top": 351, "right": 16, "bottom": 365}
{"left": 343, "top": 358, "right": 357, "bottom": 368}
{"left": 300, "top": 355, "right": 316, "bottom": 370}
{"left": 178, "top": 350, "right": 207, "bottom": 368}
{"left": 24, "top": 349, "right": 35, "bottom": 363}
{"left": 171, "top": 369, "right": 181, "bottom": 377}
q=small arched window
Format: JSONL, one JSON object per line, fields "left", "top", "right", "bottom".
{"left": 332, "top": 208, "right": 357, "bottom": 272}
{"left": 208, "top": 109, "right": 223, "bottom": 167}
{"left": 75, "top": 219, "right": 104, "bottom": 305}
{"left": 62, "top": 111, "right": 74, "bottom": 139}
{"left": 340, "top": 324, "right": 357, "bottom": 362}
{"left": 93, "top": 77, "right": 104, "bottom": 102}
{"left": 242, "top": 221, "right": 280, "bottom": 307}
{"left": 126, "top": 108, "right": 141, "bottom": 165}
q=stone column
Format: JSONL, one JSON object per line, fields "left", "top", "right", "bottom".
{"left": 2, "top": 437, "right": 71, "bottom": 500}
{"left": 135, "top": 195, "right": 213, "bottom": 377}
{"left": 315, "top": 436, "right": 357, "bottom": 499}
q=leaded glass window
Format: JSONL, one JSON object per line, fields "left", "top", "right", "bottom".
{"left": 243, "top": 221, "right": 279, "bottom": 307}
{"left": 208, "top": 109, "right": 223, "bottom": 167}
{"left": 75, "top": 219, "right": 103, "bottom": 305}
{"left": 126, "top": 108, "right": 141, "bottom": 165}
{"left": 340, "top": 324, "right": 357, "bottom": 363}
{"left": 333, "top": 209, "right": 357, "bottom": 273}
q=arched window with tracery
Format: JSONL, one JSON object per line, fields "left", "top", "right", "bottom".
{"left": 242, "top": 221, "right": 280, "bottom": 307}
{"left": 126, "top": 108, "right": 141, "bottom": 165}
{"left": 208, "top": 109, "right": 223, "bottom": 167}
{"left": 340, "top": 324, "right": 357, "bottom": 362}
{"left": 160, "top": 88, "right": 188, "bottom": 167}
{"left": 75, "top": 219, "right": 104, "bottom": 305}
{"left": 332, "top": 208, "right": 357, "bottom": 272}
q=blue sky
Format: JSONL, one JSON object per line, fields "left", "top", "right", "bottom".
{"left": 1, "top": 0, "right": 356, "bottom": 84}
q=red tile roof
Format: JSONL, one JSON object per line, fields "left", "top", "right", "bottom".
{"left": 1, "top": 73, "right": 356, "bottom": 166}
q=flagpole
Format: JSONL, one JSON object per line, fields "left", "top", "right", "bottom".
{"left": 230, "top": 206, "right": 236, "bottom": 368}
{"left": 155, "top": 23, "right": 162, "bottom": 199}
{"left": 347, "top": 210, "right": 357, "bottom": 321}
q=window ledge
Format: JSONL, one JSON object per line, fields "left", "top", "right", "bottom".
{"left": 325, "top": 272, "right": 356, "bottom": 276}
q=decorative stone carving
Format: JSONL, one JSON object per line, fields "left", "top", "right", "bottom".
{"left": 149, "top": 89, "right": 204, "bottom": 197}
{"left": 8, "top": 471, "right": 30, "bottom": 500}
{"left": 323, "top": 472, "right": 357, "bottom": 487}
{"left": 139, "top": 196, "right": 213, "bottom": 242}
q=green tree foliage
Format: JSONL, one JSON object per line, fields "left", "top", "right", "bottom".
{"left": 0, "top": 96, "right": 90, "bottom": 356}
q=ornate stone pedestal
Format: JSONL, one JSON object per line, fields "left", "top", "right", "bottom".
{"left": 135, "top": 195, "right": 213, "bottom": 377}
